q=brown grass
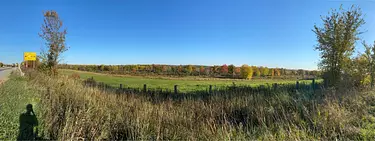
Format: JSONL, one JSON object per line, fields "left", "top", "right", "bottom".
{"left": 25, "top": 71, "right": 375, "bottom": 140}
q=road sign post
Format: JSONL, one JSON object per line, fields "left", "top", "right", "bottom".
{"left": 24, "top": 52, "right": 37, "bottom": 69}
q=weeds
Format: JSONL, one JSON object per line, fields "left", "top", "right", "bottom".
{"left": 4, "top": 71, "right": 375, "bottom": 140}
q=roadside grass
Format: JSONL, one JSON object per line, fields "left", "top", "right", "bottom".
{"left": 28, "top": 71, "right": 375, "bottom": 140}
{"left": 60, "top": 69, "right": 316, "bottom": 92}
{"left": 0, "top": 73, "right": 43, "bottom": 140}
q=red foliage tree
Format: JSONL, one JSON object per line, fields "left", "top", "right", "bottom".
{"left": 221, "top": 64, "right": 228, "bottom": 74}
{"left": 200, "top": 66, "right": 205, "bottom": 74}
{"left": 234, "top": 67, "right": 241, "bottom": 75}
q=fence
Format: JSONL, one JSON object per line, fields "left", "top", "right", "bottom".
{"left": 83, "top": 77, "right": 323, "bottom": 101}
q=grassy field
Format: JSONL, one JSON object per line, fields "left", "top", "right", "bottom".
{"left": 61, "top": 69, "right": 316, "bottom": 92}
{"left": 0, "top": 74, "right": 43, "bottom": 140}
{"left": 22, "top": 70, "right": 375, "bottom": 140}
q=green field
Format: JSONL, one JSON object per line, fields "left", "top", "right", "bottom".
{"left": 61, "top": 69, "right": 315, "bottom": 92}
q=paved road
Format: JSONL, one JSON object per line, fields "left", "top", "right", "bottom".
{"left": 0, "top": 67, "right": 15, "bottom": 83}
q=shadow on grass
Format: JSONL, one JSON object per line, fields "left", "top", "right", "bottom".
{"left": 17, "top": 104, "right": 47, "bottom": 141}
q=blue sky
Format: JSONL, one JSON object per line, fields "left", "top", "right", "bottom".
{"left": 0, "top": 0, "right": 374, "bottom": 70}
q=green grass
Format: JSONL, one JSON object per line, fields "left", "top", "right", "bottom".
{"left": 0, "top": 74, "right": 42, "bottom": 140}
{"left": 61, "top": 69, "right": 316, "bottom": 92}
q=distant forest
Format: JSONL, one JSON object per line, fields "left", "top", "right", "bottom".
{"left": 58, "top": 64, "right": 320, "bottom": 79}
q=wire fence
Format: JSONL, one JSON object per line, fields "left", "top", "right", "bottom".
{"left": 83, "top": 77, "right": 323, "bottom": 101}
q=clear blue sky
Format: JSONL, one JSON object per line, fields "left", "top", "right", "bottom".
{"left": 0, "top": 0, "right": 374, "bottom": 70}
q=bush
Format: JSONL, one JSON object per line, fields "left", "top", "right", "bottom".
{"left": 68, "top": 73, "right": 80, "bottom": 80}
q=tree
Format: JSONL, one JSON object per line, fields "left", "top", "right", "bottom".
{"left": 221, "top": 64, "right": 228, "bottom": 75}
{"left": 192, "top": 66, "right": 197, "bottom": 75}
{"left": 240, "top": 64, "right": 253, "bottom": 79}
{"left": 363, "top": 41, "right": 375, "bottom": 87}
{"left": 39, "top": 10, "right": 68, "bottom": 76}
{"left": 350, "top": 54, "right": 370, "bottom": 86}
{"left": 228, "top": 64, "right": 235, "bottom": 76}
{"left": 177, "top": 65, "right": 183, "bottom": 74}
{"left": 234, "top": 67, "right": 241, "bottom": 76}
{"left": 255, "top": 67, "right": 261, "bottom": 77}
{"left": 131, "top": 65, "right": 137, "bottom": 73}
{"left": 313, "top": 5, "right": 365, "bottom": 87}
{"left": 186, "top": 65, "right": 193, "bottom": 74}
{"left": 0, "top": 62, "right": 3, "bottom": 67}
{"left": 213, "top": 65, "right": 220, "bottom": 74}
{"left": 112, "top": 65, "right": 119, "bottom": 72}
{"left": 100, "top": 65, "right": 105, "bottom": 71}
{"left": 162, "top": 65, "right": 168, "bottom": 73}
{"left": 199, "top": 66, "right": 205, "bottom": 75}
{"left": 270, "top": 69, "right": 275, "bottom": 78}
{"left": 261, "top": 67, "right": 269, "bottom": 77}
{"left": 275, "top": 68, "right": 281, "bottom": 77}
{"left": 297, "top": 69, "right": 305, "bottom": 78}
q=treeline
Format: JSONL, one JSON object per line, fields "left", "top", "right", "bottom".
{"left": 58, "top": 64, "right": 319, "bottom": 79}
{"left": 0, "top": 62, "right": 18, "bottom": 67}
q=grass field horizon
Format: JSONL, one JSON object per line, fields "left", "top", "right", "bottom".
{"left": 2, "top": 2, "right": 375, "bottom": 140}
{"left": 61, "top": 69, "right": 317, "bottom": 92}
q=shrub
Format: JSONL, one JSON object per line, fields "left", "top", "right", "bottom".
{"left": 69, "top": 73, "right": 80, "bottom": 80}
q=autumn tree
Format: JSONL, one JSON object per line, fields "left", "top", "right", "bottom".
{"left": 234, "top": 67, "right": 241, "bottom": 76}
{"left": 112, "top": 65, "right": 119, "bottom": 72}
{"left": 192, "top": 66, "right": 197, "bottom": 74}
{"left": 221, "top": 64, "right": 228, "bottom": 74}
{"left": 255, "top": 67, "right": 261, "bottom": 77}
{"left": 313, "top": 5, "right": 365, "bottom": 87}
{"left": 199, "top": 66, "right": 205, "bottom": 75}
{"left": 186, "top": 65, "right": 193, "bottom": 74}
{"left": 39, "top": 10, "right": 68, "bottom": 75}
{"left": 213, "top": 65, "right": 220, "bottom": 74}
{"left": 177, "top": 65, "right": 183, "bottom": 74}
{"left": 131, "top": 65, "right": 137, "bottom": 73}
{"left": 297, "top": 69, "right": 305, "bottom": 78}
{"left": 350, "top": 54, "right": 370, "bottom": 86}
{"left": 228, "top": 64, "right": 235, "bottom": 75}
{"left": 275, "top": 68, "right": 281, "bottom": 76}
{"left": 261, "top": 67, "right": 269, "bottom": 77}
{"left": 363, "top": 41, "right": 375, "bottom": 87}
{"left": 241, "top": 64, "right": 253, "bottom": 79}
{"left": 205, "top": 67, "right": 211, "bottom": 75}
{"left": 99, "top": 65, "right": 105, "bottom": 71}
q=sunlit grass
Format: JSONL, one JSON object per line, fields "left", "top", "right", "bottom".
{"left": 60, "top": 69, "right": 317, "bottom": 92}
{"left": 0, "top": 74, "right": 42, "bottom": 140}
{"left": 27, "top": 71, "right": 375, "bottom": 140}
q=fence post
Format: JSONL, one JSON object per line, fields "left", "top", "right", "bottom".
{"left": 120, "top": 84, "right": 123, "bottom": 89}
{"left": 324, "top": 79, "right": 328, "bottom": 88}
{"left": 174, "top": 85, "right": 178, "bottom": 94}
{"left": 296, "top": 81, "right": 299, "bottom": 89}
{"left": 143, "top": 84, "right": 147, "bottom": 92}
{"left": 273, "top": 83, "right": 278, "bottom": 90}
{"left": 312, "top": 79, "right": 315, "bottom": 92}
{"left": 209, "top": 85, "right": 212, "bottom": 94}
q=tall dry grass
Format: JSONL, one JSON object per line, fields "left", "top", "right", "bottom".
{"left": 26, "top": 72, "right": 375, "bottom": 140}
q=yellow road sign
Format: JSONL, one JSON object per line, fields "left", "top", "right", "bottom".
{"left": 24, "top": 52, "right": 37, "bottom": 61}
